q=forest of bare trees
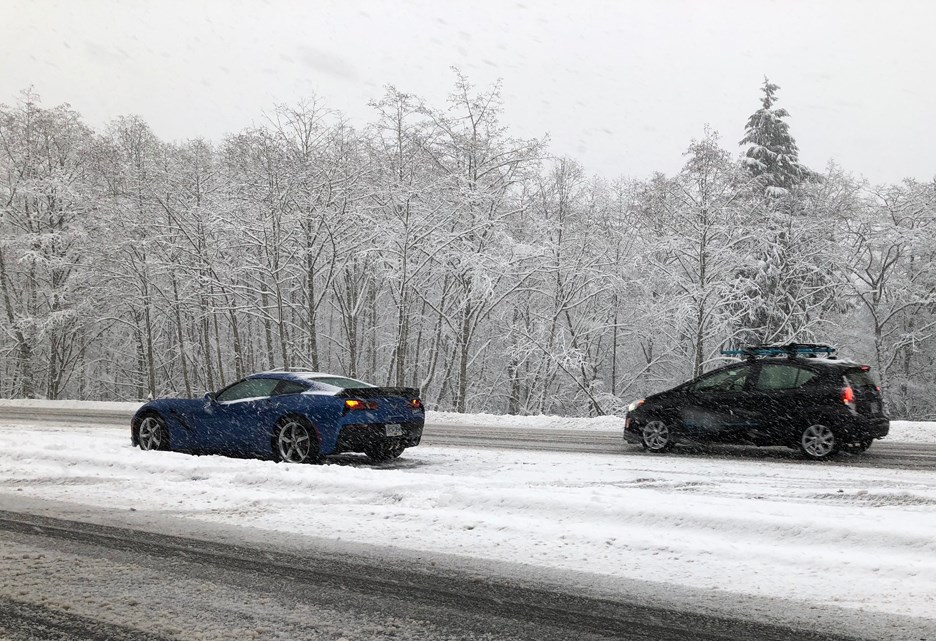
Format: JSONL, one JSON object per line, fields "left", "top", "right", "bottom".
{"left": 2, "top": 75, "right": 935, "bottom": 418}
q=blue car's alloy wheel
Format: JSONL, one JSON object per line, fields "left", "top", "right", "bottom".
{"left": 366, "top": 442, "right": 405, "bottom": 463}
{"left": 276, "top": 419, "right": 315, "bottom": 463}
{"left": 138, "top": 415, "right": 167, "bottom": 451}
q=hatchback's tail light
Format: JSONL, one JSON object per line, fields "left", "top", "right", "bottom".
{"left": 410, "top": 398, "right": 424, "bottom": 410}
{"left": 842, "top": 385, "right": 855, "bottom": 408}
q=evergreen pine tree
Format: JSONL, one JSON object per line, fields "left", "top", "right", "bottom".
{"left": 739, "top": 78, "right": 811, "bottom": 195}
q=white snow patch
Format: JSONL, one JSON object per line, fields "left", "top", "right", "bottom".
{"left": 0, "top": 424, "right": 934, "bottom": 621}
{"left": 427, "top": 409, "right": 625, "bottom": 431}
{"left": 888, "top": 420, "right": 936, "bottom": 444}
{"left": 0, "top": 398, "right": 144, "bottom": 411}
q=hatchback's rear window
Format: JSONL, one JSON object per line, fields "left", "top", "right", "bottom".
{"left": 756, "top": 364, "right": 816, "bottom": 390}
{"left": 845, "top": 369, "right": 878, "bottom": 388}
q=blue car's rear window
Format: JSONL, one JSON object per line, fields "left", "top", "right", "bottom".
{"left": 310, "top": 376, "right": 375, "bottom": 389}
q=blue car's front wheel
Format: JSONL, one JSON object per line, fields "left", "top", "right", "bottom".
{"left": 137, "top": 414, "right": 169, "bottom": 451}
{"left": 274, "top": 417, "right": 320, "bottom": 464}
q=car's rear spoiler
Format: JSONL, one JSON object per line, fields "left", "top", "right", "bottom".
{"left": 337, "top": 387, "right": 421, "bottom": 399}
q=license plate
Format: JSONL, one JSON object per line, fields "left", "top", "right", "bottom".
{"left": 385, "top": 423, "right": 403, "bottom": 437}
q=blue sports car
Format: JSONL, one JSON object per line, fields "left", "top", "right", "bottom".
{"left": 131, "top": 371, "right": 425, "bottom": 463}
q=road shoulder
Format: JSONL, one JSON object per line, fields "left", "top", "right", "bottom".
{"left": 1, "top": 492, "right": 931, "bottom": 641}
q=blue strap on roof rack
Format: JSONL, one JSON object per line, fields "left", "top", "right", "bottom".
{"left": 720, "top": 343, "right": 836, "bottom": 359}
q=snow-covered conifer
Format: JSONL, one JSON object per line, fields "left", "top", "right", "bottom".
{"left": 739, "top": 78, "right": 812, "bottom": 196}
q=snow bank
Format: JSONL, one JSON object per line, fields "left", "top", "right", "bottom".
{"left": 0, "top": 398, "right": 934, "bottom": 443}
{"left": 0, "top": 398, "right": 143, "bottom": 411}
{"left": 889, "top": 420, "right": 936, "bottom": 444}
{"left": 428, "top": 409, "right": 625, "bottom": 431}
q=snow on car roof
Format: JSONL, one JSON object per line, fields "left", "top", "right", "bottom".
{"left": 720, "top": 356, "right": 862, "bottom": 367}
{"left": 251, "top": 370, "right": 332, "bottom": 378}
{"left": 764, "top": 356, "right": 862, "bottom": 367}
{"left": 249, "top": 370, "right": 374, "bottom": 386}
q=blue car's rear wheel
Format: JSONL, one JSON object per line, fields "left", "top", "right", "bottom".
{"left": 275, "top": 417, "right": 320, "bottom": 464}
{"left": 137, "top": 414, "right": 168, "bottom": 451}
{"left": 365, "top": 442, "right": 405, "bottom": 463}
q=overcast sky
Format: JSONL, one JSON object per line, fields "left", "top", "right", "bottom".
{"left": 2, "top": 0, "right": 934, "bottom": 184}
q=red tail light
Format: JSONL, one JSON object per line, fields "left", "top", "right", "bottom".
{"left": 410, "top": 398, "right": 424, "bottom": 410}
{"left": 344, "top": 399, "right": 377, "bottom": 412}
{"left": 842, "top": 385, "right": 855, "bottom": 406}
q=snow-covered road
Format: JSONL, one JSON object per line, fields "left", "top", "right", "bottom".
{"left": 1, "top": 418, "right": 935, "bottom": 626}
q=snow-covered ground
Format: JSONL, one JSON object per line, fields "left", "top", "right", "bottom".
{"left": 1, "top": 406, "right": 935, "bottom": 627}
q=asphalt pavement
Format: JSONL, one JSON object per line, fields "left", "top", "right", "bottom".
{"left": 0, "top": 510, "right": 864, "bottom": 641}
{"left": 2, "top": 404, "right": 934, "bottom": 470}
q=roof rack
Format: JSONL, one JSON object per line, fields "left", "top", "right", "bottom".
{"left": 720, "top": 343, "right": 836, "bottom": 360}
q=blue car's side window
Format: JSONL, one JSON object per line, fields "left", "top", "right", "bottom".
{"left": 272, "top": 380, "right": 308, "bottom": 396}
{"left": 216, "top": 379, "right": 279, "bottom": 403}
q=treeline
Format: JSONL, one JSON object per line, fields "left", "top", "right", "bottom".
{"left": 1, "top": 75, "right": 935, "bottom": 418}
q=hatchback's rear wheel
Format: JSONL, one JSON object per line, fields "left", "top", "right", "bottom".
{"left": 799, "top": 423, "right": 838, "bottom": 460}
{"left": 275, "top": 417, "right": 320, "bottom": 464}
{"left": 845, "top": 438, "right": 874, "bottom": 454}
{"left": 641, "top": 420, "right": 674, "bottom": 453}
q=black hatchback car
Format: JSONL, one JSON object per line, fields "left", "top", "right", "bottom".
{"left": 623, "top": 344, "right": 889, "bottom": 460}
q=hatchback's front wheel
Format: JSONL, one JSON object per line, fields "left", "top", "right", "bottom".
{"left": 799, "top": 423, "right": 838, "bottom": 460}
{"left": 641, "top": 420, "right": 675, "bottom": 453}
